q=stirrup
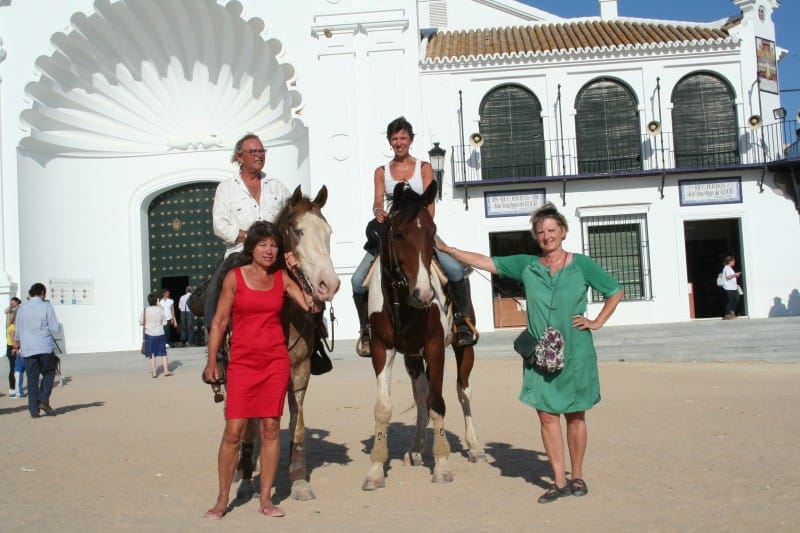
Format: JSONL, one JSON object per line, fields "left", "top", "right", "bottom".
{"left": 453, "top": 317, "right": 479, "bottom": 347}
{"left": 356, "top": 328, "right": 371, "bottom": 357}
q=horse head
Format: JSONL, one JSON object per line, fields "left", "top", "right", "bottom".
{"left": 382, "top": 181, "right": 438, "bottom": 309}
{"left": 277, "top": 185, "right": 340, "bottom": 302}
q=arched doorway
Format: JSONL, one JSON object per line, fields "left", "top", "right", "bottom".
{"left": 148, "top": 183, "right": 220, "bottom": 345}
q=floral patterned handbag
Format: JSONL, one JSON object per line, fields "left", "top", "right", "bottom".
{"left": 534, "top": 264, "right": 565, "bottom": 373}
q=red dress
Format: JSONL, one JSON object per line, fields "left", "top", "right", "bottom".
{"left": 225, "top": 267, "right": 290, "bottom": 420}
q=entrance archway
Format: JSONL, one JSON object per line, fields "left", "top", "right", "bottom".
{"left": 148, "top": 183, "right": 220, "bottom": 345}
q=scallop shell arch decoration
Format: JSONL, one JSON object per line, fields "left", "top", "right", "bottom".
{"left": 20, "top": 0, "right": 304, "bottom": 156}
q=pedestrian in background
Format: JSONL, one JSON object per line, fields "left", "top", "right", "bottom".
{"left": 13, "top": 283, "right": 61, "bottom": 418}
{"left": 141, "top": 293, "right": 171, "bottom": 378}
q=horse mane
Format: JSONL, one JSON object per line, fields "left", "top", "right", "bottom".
{"left": 388, "top": 182, "right": 427, "bottom": 225}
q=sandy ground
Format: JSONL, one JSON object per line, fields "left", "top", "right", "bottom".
{"left": 2, "top": 350, "right": 798, "bottom": 532}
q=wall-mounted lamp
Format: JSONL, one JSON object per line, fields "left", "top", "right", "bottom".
{"left": 428, "top": 142, "right": 446, "bottom": 200}
{"left": 773, "top": 107, "right": 787, "bottom": 120}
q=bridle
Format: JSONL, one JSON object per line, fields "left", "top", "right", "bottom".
{"left": 380, "top": 210, "right": 432, "bottom": 352}
{"left": 282, "top": 207, "right": 336, "bottom": 353}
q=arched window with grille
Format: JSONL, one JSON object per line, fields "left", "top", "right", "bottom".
{"left": 478, "top": 85, "right": 545, "bottom": 180}
{"left": 575, "top": 78, "right": 641, "bottom": 174}
{"left": 671, "top": 72, "right": 738, "bottom": 168}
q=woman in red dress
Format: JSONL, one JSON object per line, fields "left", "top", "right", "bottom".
{"left": 203, "top": 221, "right": 312, "bottom": 519}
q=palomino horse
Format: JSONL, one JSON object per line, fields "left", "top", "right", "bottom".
{"left": 275, "top": 185, "right": 340, "bottom": 500}
{"left": 203, "top": 185, "right": 340, "bottom": 501}
{"left": 362, "top": 181, "right": 485, "bottom": 491}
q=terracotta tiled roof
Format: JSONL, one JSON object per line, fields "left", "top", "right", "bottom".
{"left": 425, "top": 20, "right": 730, "bottom": 61}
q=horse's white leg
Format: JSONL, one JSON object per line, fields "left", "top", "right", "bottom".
{"left": 429, "top": 407, "right": 453, "bottom": 483}
{"left": 363, "top": 350, "right": 395, "bottom": 491}
{"left": 457, "top": 382, "right": 487, "bottom": 463}
{"left": 403, "top": 358, "right": 428, "bottom": 467}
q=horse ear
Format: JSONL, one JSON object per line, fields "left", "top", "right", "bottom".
{"left": 291, "top": 185, "right": 303, "bottom": 204}
{"left": 313, "top": 185, "right": 328, "bottom": 208}
{"left": 422, "top": 180, "right": 437, "bottom": 206}
{"left": 393, "top": 182, "right": 407, "bottom": 203}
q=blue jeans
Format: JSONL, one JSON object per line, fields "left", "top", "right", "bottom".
{"left": 351, "top": 238, "right": 464, "bottom": 295}
{"left": 180, "top": 311, "right": 193, "bottom": 344}
{"left": 23, "top": 353, "right": 56, "bottom": 416}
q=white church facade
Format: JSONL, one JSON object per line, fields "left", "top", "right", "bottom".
{"left": 1, "top": 0, "right": 798, "bottom": 353}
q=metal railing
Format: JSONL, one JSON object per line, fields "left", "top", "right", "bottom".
{"left": 450, "top": 120, "right": 800, "bottom": 184}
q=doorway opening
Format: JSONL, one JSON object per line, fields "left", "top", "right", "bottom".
{"left": 488, "top": 230, "right": 539, "bottom": 327}
{"left": 147, "top": 182, "right": 220, "bottom": 345}
{"left": 683, "top": 218, "right": 746, "bottom": 319}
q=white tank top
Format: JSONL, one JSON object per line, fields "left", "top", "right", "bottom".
{"left": 384, "top": 158, "right": 424, "bottom": 204}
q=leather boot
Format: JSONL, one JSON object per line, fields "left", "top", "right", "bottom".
{"left": 451, "top": 278, "right": 478, "bottom": 347}
{"left": 353, "top": 292, "right": 371, "bottom": 357}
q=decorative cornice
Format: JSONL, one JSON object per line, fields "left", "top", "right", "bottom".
{"left": 19, "top": 0, "right": 304, "bottom": 157}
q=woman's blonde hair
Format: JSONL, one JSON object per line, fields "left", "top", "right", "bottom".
{"left": 529, "top": 202, "right": 568, "bottom": 237}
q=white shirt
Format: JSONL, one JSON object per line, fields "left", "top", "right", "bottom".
{"left": 158, "top": 297, "right": 175, "bottom": 321}
{"left": 383, "top": 158, "right": 424, "bottom": 206}
{"left": 178, "top": 292, "right": 191, "bottom": 312}
{"left": 212, "top": 171, "right": 290, "bottom": 257}
{"left": 140, "top": 306, "right": 166, "bottom": 337}
{"left": 722, "top": 265, "right": 737, "bottom": 290}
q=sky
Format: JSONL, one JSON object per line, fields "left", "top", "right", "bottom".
{"left": 519, "top": 0, "right": 800, "bottom": 121}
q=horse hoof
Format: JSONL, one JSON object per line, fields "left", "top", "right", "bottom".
{"left": 290, "top": 480, "right": 316, "bottom": 501}
{"left": 362, "top": 477, "right": 386, "bottom": 491}
{"left": 432, "top": 471, "right": 454, "bottom": 484}
{"left": 468, "top": 451, "right": 488, "bottom": 463}
{"left": 403, "top": 452, "right": 423, "bottom": 467}
{"left": 235, "top": 478, "right": 256, "bottom": 501}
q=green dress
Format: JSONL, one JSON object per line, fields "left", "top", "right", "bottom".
{"left": 493, "top": 253, "right": 621, "bottom": 414}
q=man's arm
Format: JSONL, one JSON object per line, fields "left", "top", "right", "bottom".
{"left": 211, "top": 181, "right": 240, "bottom": 246}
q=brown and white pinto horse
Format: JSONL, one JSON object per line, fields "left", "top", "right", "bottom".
{"left": 362, "top": 181, "right": 485, "bottom": 491}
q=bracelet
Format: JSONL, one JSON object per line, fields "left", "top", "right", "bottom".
{"left": 450, "top": 247, "right": 458, "bottom": 256}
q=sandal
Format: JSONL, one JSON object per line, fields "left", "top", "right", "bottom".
{"left": 569, "top": 478, "right": 588, "bottom": 496}
{"left": 537, "top": 483, "right": 571, "bottom": 504}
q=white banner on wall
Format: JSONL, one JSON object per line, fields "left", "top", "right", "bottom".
{"left": 49, "top": 279, "right": 94, "bottom": 305}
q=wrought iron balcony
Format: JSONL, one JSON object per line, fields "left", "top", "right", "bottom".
{"left": 450, "top": 120, "right": 799, "bottom": 185}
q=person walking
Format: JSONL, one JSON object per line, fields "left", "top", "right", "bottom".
{"left": 13, "top": 283, "right": 62, "bottom": 418}
{"left": 141, "top": 293, "right": 171, "bottom": 378}
{"left": 177, "top": 286, "right": 193, "bottom": 346}
{"left": 435, "top": 202, "right": 623, "bottom": 503}
{"left": 5, "top": 297, "right": 21, "bottom": 397}
{"left": 721, "top": 256, "right": 742, "bottom": 319}
{"left": 158, "top": 289, "right": 177, "bottom": 347}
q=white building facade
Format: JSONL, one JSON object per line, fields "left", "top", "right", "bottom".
{"left": 1, "top": 0, "right": 797, "bottom": 353}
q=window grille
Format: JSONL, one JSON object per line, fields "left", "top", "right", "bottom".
{"left": 672, "top": 73, "right": 739, "bottom": 167}
{"left": 581, "top": 213, "right": 652, "bottom": 301}
{"left": 478, "top": 84, "right": 545, "bottom": 179}
{"left": 575, "top": 78, "right": 641, "bottom": 174}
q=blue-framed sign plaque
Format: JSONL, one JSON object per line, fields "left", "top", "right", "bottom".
{"left": 678, "top": 177, "right": 742, "bottom": 206}
{"left": 484, "top": 189, "right": 547, "bottom": 218}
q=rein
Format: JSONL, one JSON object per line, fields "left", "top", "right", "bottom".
{"left": 283, "top": 221, "right": 337, "bottom": 353}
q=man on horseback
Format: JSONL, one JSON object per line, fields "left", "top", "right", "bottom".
{"left": 351, "top": 117, "right": 478, "bottom": 356}
{"left": 205, "top": 133, "right": 330, "bottom": 372}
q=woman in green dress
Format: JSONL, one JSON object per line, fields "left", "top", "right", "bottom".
{"left": 435, "top": 202, "right": 623, "bottom": 504}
